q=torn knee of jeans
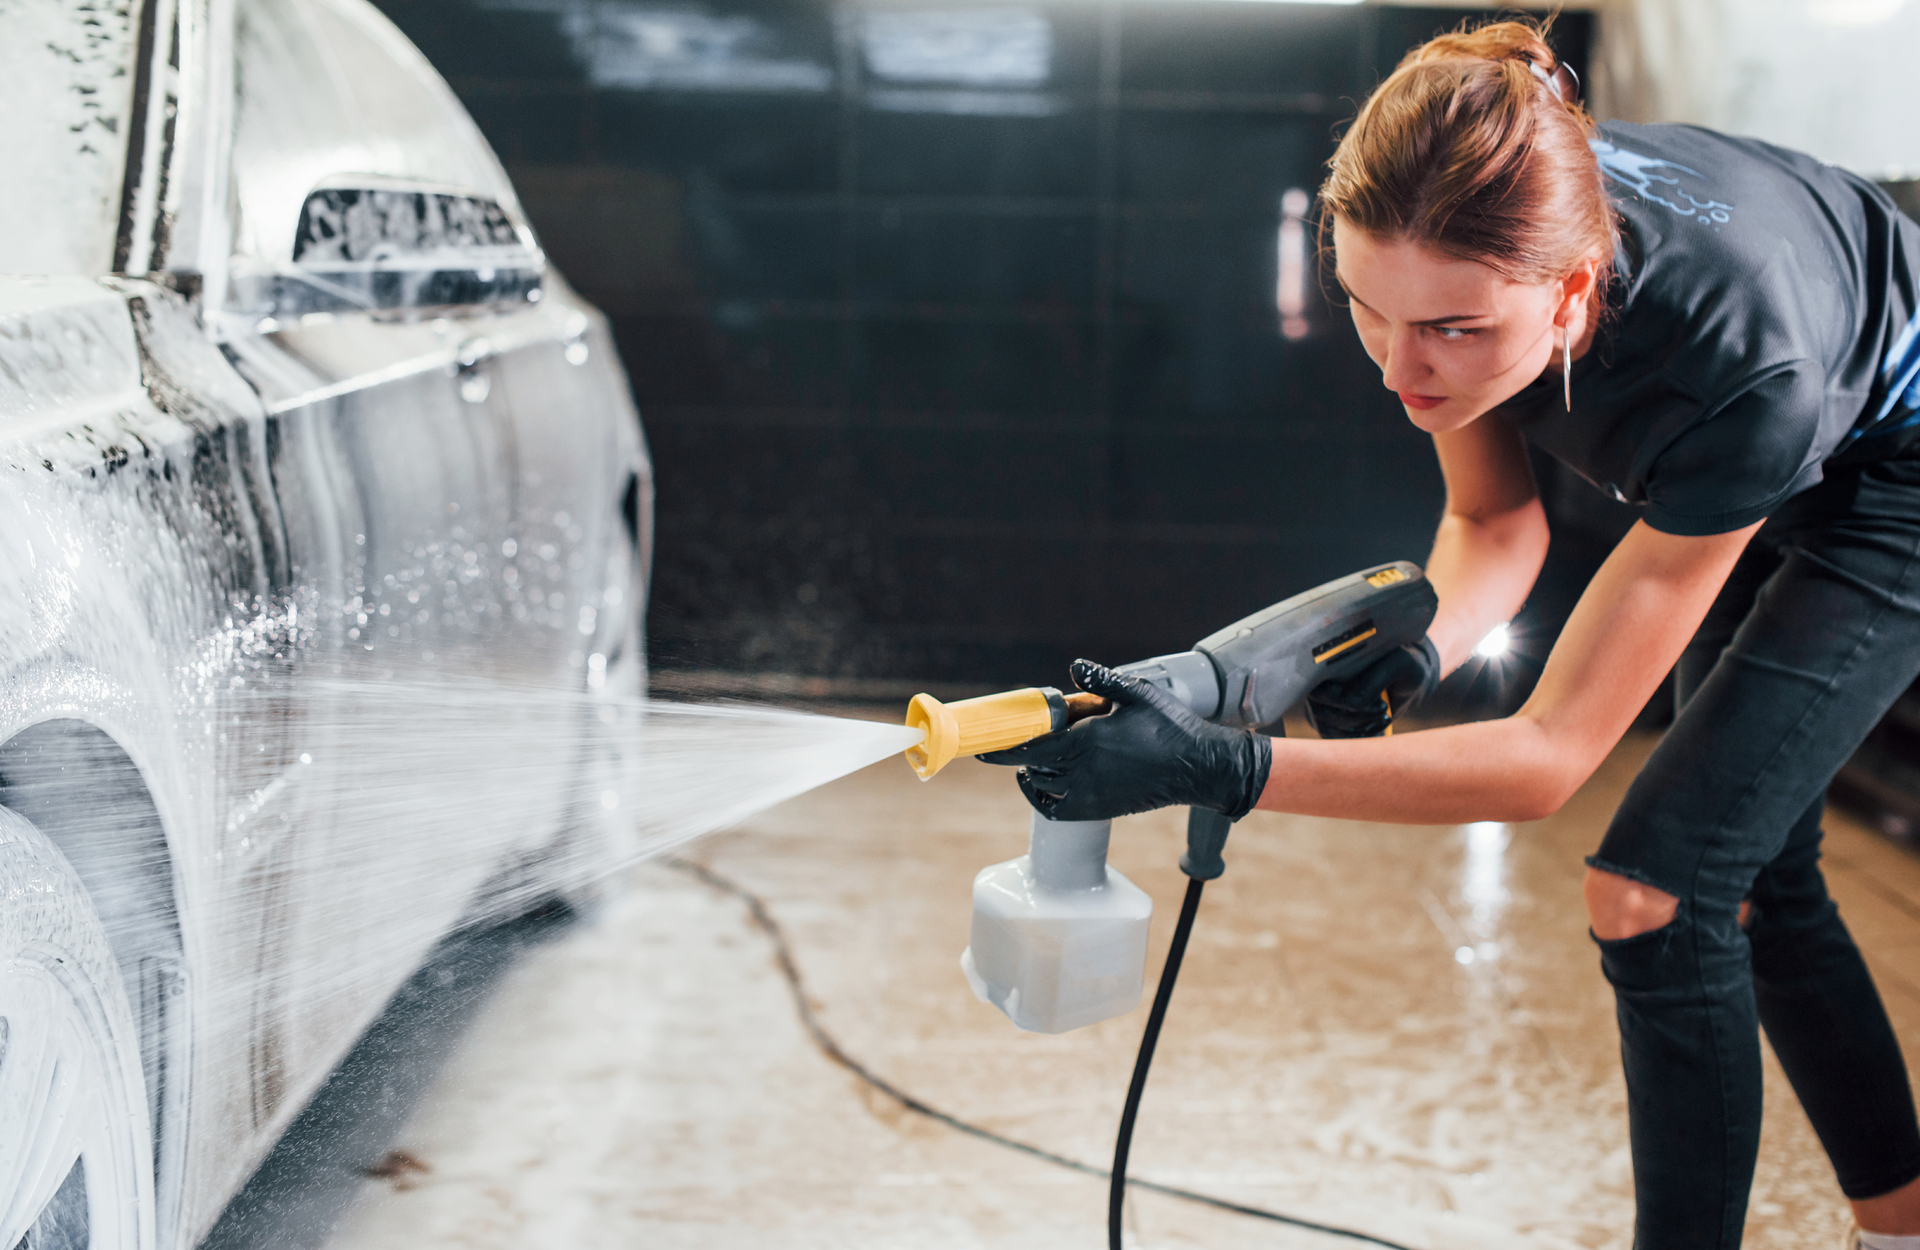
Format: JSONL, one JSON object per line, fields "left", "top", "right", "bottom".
{"left": 1591, "top": 913, "right": 1695, "bottom": 993}
{"left": 1585, "top": 865, "right": 1683, "bottom": 940}
{"left": 1582, "top": 855, "right": 1681, "bottom": 896}
{"left": 1590, "top": 912, "right": 1686, "bottom": 951}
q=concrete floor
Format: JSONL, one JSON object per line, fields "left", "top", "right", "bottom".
{"left": 314, "top": 720, "right": 1920, "bottom": 1250}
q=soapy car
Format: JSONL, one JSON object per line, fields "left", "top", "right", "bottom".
{"left": 0, "top": 3, "right": 651, "bottom": 1246}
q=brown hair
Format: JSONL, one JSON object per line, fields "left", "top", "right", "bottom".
{"left": 1319, "top": 19, "right": 1615, "bottom": 288}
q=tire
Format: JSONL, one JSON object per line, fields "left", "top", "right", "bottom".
{"left": 0, "top": 807, "right": 155, "bottom": 1250}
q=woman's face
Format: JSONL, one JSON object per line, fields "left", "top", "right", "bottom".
{"left": 1332, "top": 218, "right": 1568, "bottom": 433}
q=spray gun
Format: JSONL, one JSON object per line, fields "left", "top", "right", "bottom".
{"left": 903, "top": 560, "right": 1437, "bottom": 1032}
{"left": 902, "top": 561, "right": 1438, "bottom": 1247}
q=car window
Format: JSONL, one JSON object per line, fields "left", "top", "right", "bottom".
{"left": 232, "top": 186, "right": 542, "bottom": 321}
{"left": 0, "top": 4, "right": 143, "bottom": 275}
{"left": 228, "top": 0, "right": 538, "bottom": 319}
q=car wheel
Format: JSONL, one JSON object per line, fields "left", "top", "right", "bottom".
{"left": 0, "top": 807, "right": 155, "bottom": 1250}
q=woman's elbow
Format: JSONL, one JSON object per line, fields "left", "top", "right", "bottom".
{"left": 1490, "top": 735, "right": 1590, "bottom": 822}
{"left": 1499, "top": 779, "right": 1572, "bottom": 823}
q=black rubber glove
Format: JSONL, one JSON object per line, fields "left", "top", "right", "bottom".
{"left": 978, "top": 658, "right": 1272, "bottom": 822}
{"left": 1304, "top": 636, "right": 1442, "bottom": 739}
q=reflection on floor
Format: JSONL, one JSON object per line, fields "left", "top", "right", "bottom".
{"left": 318, "top": 728, "right": 1920, "bottom": 1250}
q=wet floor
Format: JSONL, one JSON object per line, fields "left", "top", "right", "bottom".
{"left": 299, "top": 724, "right": 1920, "bottom": 1250}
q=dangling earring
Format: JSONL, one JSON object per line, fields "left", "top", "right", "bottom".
{"left": 1562, "top": 329, "right": 1573, "bottom": 411}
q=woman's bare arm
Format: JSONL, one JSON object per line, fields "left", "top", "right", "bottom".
{"left": 1258, "top": 517, "right": 1761, "bottom": 824}
{"left": 1423, "top": 419, "right": 1551, "bottom": 672}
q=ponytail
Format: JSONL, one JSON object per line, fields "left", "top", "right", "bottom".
{"left": 1320, "top": 19, "right": 1615, "bottom": 287}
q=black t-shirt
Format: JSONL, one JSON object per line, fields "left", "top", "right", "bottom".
{"left": 1496, "top": 122, "right": 1920, "bottom": 536}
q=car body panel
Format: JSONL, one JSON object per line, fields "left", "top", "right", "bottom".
{"left": 1, "top": 1, "right": 653, "bottom": 1245}
{"left": 0, "top": 10, "right": 143, "bottom": 276}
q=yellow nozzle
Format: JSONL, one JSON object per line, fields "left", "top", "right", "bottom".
{"left": 904, "top": 687, "right": 1058, "bottom": 779}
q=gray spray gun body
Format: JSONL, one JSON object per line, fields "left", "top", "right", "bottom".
{"left": 963, "top": 563, "right": 1439, "bottom": 1032}
{"left": 1118, "top": 560, "right": 1438, "bottom": 879}
{"left": 1117, "top": 560, "right": 1440, "bottom": 729}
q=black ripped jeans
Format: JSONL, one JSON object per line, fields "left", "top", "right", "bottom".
{"left": 1589, "top": 449, "right": 1920, "bottom": 1249}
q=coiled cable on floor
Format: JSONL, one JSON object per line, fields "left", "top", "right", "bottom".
{"left": 666, "top": 856, "right": 1417, "bottom": 1250}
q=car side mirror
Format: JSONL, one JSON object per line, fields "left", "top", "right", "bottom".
{"left": 228, "top": 186, "right": 545, "bottom": 327}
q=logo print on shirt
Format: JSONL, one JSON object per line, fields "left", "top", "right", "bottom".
{"left": 1590, "top": 140, "right": 1734, "bottom": 225}
{"left": 1877, "top": 311, "right": 1920, "bottom": 424}
{"left": 1839, "top": 309, "right": 1920, "bottom": 447}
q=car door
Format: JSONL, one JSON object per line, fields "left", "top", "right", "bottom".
{"left": 208, "top": 0, "right": 609, "bottom": 1141}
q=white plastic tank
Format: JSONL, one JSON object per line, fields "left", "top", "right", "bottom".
{"left": 961, "top": 812, "right": 1153, "bottom": 1033}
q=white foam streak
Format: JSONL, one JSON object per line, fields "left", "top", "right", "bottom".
{"left": 0, "top": 655, "right": 921, "bottom": 1187}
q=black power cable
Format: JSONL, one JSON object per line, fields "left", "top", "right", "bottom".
{"left": 1109, "top": 876, "right": 1203, "bottom": 1249}
{"left": 667, "top": 856, "right": 1417, "bottom": 1250}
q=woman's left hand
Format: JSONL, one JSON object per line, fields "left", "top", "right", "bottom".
{"left": 978, "top": 658, "right": 1272, "bottom": 822}
{"left": 1306, "top": 636, "right": 1443, "bottom": 738}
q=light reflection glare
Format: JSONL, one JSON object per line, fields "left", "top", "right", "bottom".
{"left": 1464, "top": 821, "right": 1508, "bottom": 908}
{"left": 1276, "top": 188, "right": 1310, "bottom": 339}
{"left": 1460, "top": 821, "right": 1510, "bottom": 965}
{"left": 1806, "top": 0, "right": 1908, "bottom": 26}
{"left": 863, "top": 8, "right": 1052, "bottom": 87}
{"left": 1474, "top": 622, "right": 1512, "bottom": 659}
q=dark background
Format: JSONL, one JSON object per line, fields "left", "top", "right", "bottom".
{"left": 372, "top": 0, "right": 1597, "bottom": 687}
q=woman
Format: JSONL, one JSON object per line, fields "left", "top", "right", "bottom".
{"left": 985, "top": 21, "right": 1920, "bottom": 1249}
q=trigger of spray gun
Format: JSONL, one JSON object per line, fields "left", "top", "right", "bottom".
{"left": 903, "top": 687, "right": 1109, "bottom": 778}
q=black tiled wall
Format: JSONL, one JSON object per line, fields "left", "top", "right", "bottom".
{"left": 374, "top": 0, "right": 1591, "bottom": 683}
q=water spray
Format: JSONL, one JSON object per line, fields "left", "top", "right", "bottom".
{"left": 903, "top": 562, "right": 1438, "bottom": 1247}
